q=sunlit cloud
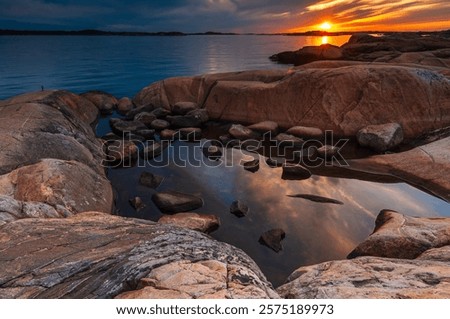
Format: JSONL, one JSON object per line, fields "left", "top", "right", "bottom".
{"left": 290, "top": 0, "right": 450, "bottom": 32}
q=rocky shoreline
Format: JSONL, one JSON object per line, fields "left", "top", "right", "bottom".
{"left": 0, "top": 33, "right": 449, "bottom": 298}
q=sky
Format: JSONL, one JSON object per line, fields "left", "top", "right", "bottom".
{"left": 0, "top": 0, "right": 449, "bottom": 33}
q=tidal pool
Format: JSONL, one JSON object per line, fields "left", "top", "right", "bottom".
{"left": 98, "top": 117, "right": 450, "bottom": 287}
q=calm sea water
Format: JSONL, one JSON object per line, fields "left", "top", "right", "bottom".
{"left": 3, "top": 34, "right": 450, "bottom": 287}
{"left": 0, "top": 35, "right": 350, "bottom": 99}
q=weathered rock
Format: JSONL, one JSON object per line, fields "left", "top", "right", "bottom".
{"left": 134, "top": 112, "right": 157, "bottom": 126}
{"left": 160, "top": 129, "right": 177, "bottom": 140}
{"left": 105, "top": 139, "right": 138, "bottom": 164}
{"left": 0, "top": 195, "right": 70, "bottom": 225}
{"left": 141, "top": 142, "right": 163, "bottom": 159}
{"left": 275, "top": 133, "right": 304, "bottom": 148}
{"left": 0, "top": 212, "right": 278, "bottom": 298}
{"left": 0, "top": 159, "right": 113, "bottom": 215}
{"left": 187, "top": 108, "right": 209, "bottom": 123}
{"left": 110, "top": 119, "right": 147, "bottom": 136}
{"left": 116, "top": 259, "right": 277, "bottom": 299}
{"left": 133, "top": 66, "right": 450, "bottom": 139}
{"left": 277, "top": 256, "right": 450, "bottom": 299}
{"left": 172, "top": 102, "right": 198, "bottom": 115}
{"left": 125, "top": 104, "right": 155, "bottom": 120}
{"left": 0, "top": 90, "right": 99, "bottom": 125}
{"left": 167, "top": 115, "right": 202, "bottom": 128}
{"left": 117, "top": 97, "right": 134, "bottom": 115}
{"left": 81, "top": 90, "right": 118, "bottom": 114}
{"left": 152, "top": 191, "right": 204, "bottom": 214}
{"left": 229, "top": 124, "right": 259, "bottom": 140}
{"left": 230, "top": 200, "right": 249, "bottom": 218}
{"left": 348, "top": 210, "right": 450, "bottom": 259}
{"left": 139, "top": 172, "right": 164, "bottom": 189}
{"left": 259, "top": 229, "right": 286, "bottom": 253}
{"left": 178, "top": 127, "right": 202, "bottom": 141}
{"left": 150, "top": 119, "right": 170, "bottom": 130}
{"left": 129, "top": 197, "right": 146, "bottom": 211}
{"left": 243, "top": 158, "right": 260, "bottom": 173}
{"left": 347, "top": 137, "right": 450, "bottom": 201}
{"left": 286, "top": 126, "right": 323, "bottom": 139}
{"left": 357, "top": 123, "right": 404, "bottom": 152}
{"left": 248, "top": 121, "right": 279, "bottom": 134}
{"left": 316, "top": 145, "right": 339, "bottom": 160}
{"left": 281, "top": 164, "right": 312, "bottom": 180}
{"left": 0, "top": 96, "right": 103, "bottom": 175}
{"left": 158, "top": 212, "right": 220, "bottom": 234}
{"left": 203, "top": 145, "right": 222, "bottom": 159}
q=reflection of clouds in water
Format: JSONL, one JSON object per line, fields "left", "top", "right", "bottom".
{"left": 165, "top": 147, "right": 450, "bottom": 284}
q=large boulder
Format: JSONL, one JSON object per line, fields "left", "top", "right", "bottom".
{"left": 133, "top": 65, "right": 450, "bottom": 138}
{"left": 0, "top": 93, "right": 104, "bottom": 175}
{"left": 348, "top": 210, "right": 450, "bottom": 259}
{"left": 270, "top": 44, "right": 343, "bottom": 65}
{"left": 0, "top": 212, "right": 278, "bottom": 299}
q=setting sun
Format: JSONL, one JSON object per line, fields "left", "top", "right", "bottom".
{"left": 320, "top": 21, "right": 332, "bottom": 30}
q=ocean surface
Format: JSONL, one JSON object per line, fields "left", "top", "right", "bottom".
{"left": 3, "top": 34, "right": 450, "bottom": 287}
{"left": 0, "top": 34, "right": 350, "bottom": 99}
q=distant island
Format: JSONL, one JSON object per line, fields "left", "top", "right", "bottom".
{"left": 1, "top": 28, "right": 448, "bottom": 37}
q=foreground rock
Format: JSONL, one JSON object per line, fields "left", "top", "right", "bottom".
{"left": 348, "top": 210, "right": 450, "bottom": 259}
{"left": 278, "top": 210, "right": 450, "bottom": 298}
{"left": 357, "top": 123, "right": 404, "bottom": 152}
{"left": 133, "top": 65, "right": 450, "bottom": 139}
{"left": 347, "top": 137, "right": 450, "bottom": 201}
{"left": 152, "top": 191, "right": 204, "bottom": 214}
{"left": 158, "top": 212, "right": 220, "bottom": 234}
{"left": 277, "top": 255, "right": 450, "bottom": 298}
{"left": 0, "top": 212, "right": 278, "bottom": 298}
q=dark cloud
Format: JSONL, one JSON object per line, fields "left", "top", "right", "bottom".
{"left": 0, "top": 0, "right": 448, "bottom": 32}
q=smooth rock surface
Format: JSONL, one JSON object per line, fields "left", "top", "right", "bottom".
{"left": 347, "top": 137, "right": 450, "bottom": 201}
{"left": 117, "top": 97, "right": 134, "bottom": 115}
{"left": 248, "top": 121, "right": 279, "bottom": 134}
{"left": 286, "top": 126, "right": 323, "bottom": 139}
{"left": 0, "top": 212, "right": 278, "bottom": 298}
{"left": 348, "top": 210, "right": 450, "bottom": 259}
{"left": 152, "top": 191, "right": 204, "bottom": 214}
{"left": 158, "top": 212, "right": 220, "bottom": 234}
{"left": 133, "top": 66, "right": 450, "bottom": 138}
{"left": 81, "top": 90, "right": 118, "bottom": 114}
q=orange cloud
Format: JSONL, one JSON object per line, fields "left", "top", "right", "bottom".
{"left": 287, "top": 0, "right": 450, "bottom": 32}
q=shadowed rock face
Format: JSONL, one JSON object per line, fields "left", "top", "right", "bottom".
{"left": 133, "top": 65, "right": 450, "bottom": 139}
{"left": 0, "top": 212, "right": 278, "bottom": 299}
{"left": 277, "top": 211, "right": 450, "bottom": 298}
